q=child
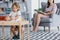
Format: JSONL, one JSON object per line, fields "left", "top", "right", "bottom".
{"left": 7, "top": 2, "right": 23, "bottom": 39}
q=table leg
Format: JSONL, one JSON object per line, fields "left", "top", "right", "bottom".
{"left": 19, "top": 25, "right": 22, "bottom": 40}
{"left": 2, "top": 25, "right": 4, "bottom": 40}
{"left": 21, "top": 25, "right": 24, "bottom": 40}
{"left": 10, "top": 28, "right": 12, "bottom": 40}
{"left": 27, "top": 24, "right": 30, "bottom": 40}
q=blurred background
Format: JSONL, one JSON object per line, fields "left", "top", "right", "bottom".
{"left": 0, "top": 0, "right": 60, "bottom": 40}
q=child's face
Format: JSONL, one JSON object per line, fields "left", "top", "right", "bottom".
{"left": 12, "top": 5, "right": 18, "bottom": 12}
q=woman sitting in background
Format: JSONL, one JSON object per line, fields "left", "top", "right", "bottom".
{"left": 33, "top": 0, "right": 57, "bottom": 32}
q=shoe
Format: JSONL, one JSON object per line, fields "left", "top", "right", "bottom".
{"left": 16, "top": 34, "right": 20, "bottom": 39}
{"left": 12, "top": 35, "right": 17, "bottom": 39}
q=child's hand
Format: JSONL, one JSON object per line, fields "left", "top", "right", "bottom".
{"left": 6, "top": 16, "right": 11, "bottom": 21}
{"left": 12, "top": 18, "right": 16, "bottom": 20}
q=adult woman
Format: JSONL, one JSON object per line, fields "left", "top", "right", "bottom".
{"left": 33, "top": 0, "right": 57, "bottom": 32}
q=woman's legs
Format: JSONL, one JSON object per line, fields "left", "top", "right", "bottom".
{"left": 33, "top": 13, "right": 38, "bottom": 31}
{"left": 33, "top": 13, "right": 41, "bottom": 32}
{"left": 33, "top": 13, "right": 47, "bottom": 32}
{"left": 34, "top": 14, "right": 41, "bottom": 31}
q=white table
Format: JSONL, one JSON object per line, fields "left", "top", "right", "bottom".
{"left": 0, "top": 21, "right": 30, "bottom": 40}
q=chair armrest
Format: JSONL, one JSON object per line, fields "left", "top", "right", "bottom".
{"left": 56, "top": 8, "right": 60, "bottom": 15}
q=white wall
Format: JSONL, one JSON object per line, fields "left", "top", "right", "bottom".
{"left": 55, "top": 0, "right": 60, "bottom": 3}
{"left": 31, "top": 0, "right": 39, "bottom": 18}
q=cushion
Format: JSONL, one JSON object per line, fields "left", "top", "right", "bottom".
{"left": 56, "top": 3, "right": 60, "bottom": 9}
{"left": 41, "top": 2, "right": 47, "bottom": 12}
{"left": 56, "top": 8, "right": 60, "bottom": 15}
{"left": 41, "top": 17, "right": 51, "bottom": 23}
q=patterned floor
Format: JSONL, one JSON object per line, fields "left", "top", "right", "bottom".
{"left": 29, "top": 31, "right": 60, "bottom": 40}
{"left": 0, "top": 27, "right": 60, "bottom": 40}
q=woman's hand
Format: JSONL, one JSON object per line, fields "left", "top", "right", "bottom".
{"left": 44, "top": 12, "right": 50, "bottom": 16}
{"left": 44, "top": 11, "right": 51, "bottom": 15}
{"left": 44, "top": 13, "right": 47, "bottom": 15}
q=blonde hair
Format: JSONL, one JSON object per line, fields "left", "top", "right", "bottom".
{"left": 12, "top": 2, "right": 20, "bottom": 11}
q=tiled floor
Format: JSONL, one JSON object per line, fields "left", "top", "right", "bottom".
{"left": 0, "top": 27, "right": 60, "bottom": 40}
{"left": 29, "top": 31, "right": 60, "bottom": 40}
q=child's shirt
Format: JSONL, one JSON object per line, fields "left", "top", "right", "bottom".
{"left": 9, "top": 11, "right": 21, "bottom": 22}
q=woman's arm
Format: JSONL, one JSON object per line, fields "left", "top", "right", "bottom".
{"left": 44, "top": 11, "right": 51, "bottom": 15}
{"left": 51, "top": 4, "right": 57, "bottom": 14}
{"left": 44, "top": 4, "right": 57, "bottom": 15}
